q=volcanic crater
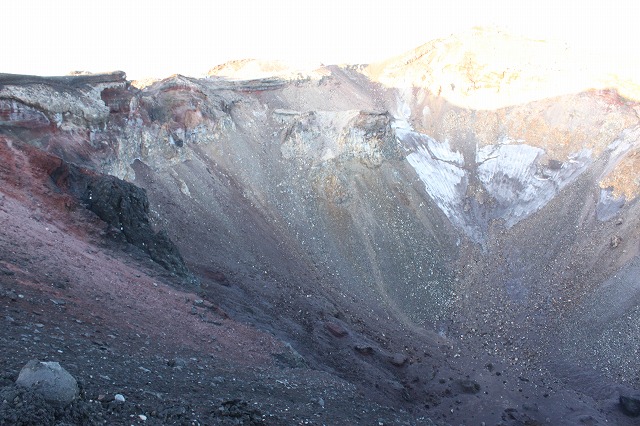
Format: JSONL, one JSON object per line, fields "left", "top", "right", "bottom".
{"left": 1, "top": 29, "right": 640, "bottom": 425}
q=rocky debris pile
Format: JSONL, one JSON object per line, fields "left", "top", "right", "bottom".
{"left": 216, "top": 399, "right": 264, "bottom": 425}
{"left": 48, "top": 159, "right": 194, "bottom": 282}
{"left": 81, "top": 175, "right": 192, "bottom": 281}
{"left": 0, "top": 356, "right": 426, "bottom": 425}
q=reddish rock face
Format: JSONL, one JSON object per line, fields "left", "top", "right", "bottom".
{"left": 0, "top": 99, "right": 50, "bottom": 128}
{"left": 100, "top": 87, "right": 133, "bottom": 114}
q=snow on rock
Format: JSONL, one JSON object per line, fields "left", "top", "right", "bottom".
{"left": 396, "top": 116, "right": 591, "bottom": 241}
{"left": 476, "top": 144, "right": 591, "bottom": 227}
{"left": 405, "top": 134, "right": 467, "bottom": 228}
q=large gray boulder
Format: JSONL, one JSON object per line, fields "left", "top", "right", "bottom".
{"left": 15, "top": 360, "right": 78, "bottom": 405}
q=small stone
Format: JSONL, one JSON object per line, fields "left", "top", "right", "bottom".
{"left": 610, "top": 235, "right": 622, "bottom": 248}
{"left": 210, "top": 271, "right": 227, "bottom": 283}
{"left": 354, "top": 345, "right": 374, "bottom": 355}
{"left": 114, "top": 393, "right": 125, "bottom": 402}
{"left": 620, "top": 395, "right": 640, "bottom": 417}
{"left": 212, "top": 376, "right": 225, "bottom": 384}
{"left": 138, "top": 414, "right": 148, "bottom": 421}
{"left": 577, "top": 414, "right": 597, "bottom": 424}
{"left": 167, "top": 358, "right": 188, "bottom": 368}
{"left": 457, "top": 379, "right": 481, "bottom": 394}
{"left": 390, "top": 353, "right": 408, "bottom": 367}
{"left": 325, "top": 322, "right": 348, "bottom": 337}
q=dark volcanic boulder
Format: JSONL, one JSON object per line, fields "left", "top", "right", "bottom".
{"left": 83, "top": 175, "right": 192, "bottom": 279}
{"left": 49, "top": 161, "right": 192, "bottom": 280}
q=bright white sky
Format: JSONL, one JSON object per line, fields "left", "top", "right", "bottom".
{"left": 2, "top": 0, "right": 639, "bottom": 81}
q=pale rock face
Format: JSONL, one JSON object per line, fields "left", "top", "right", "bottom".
{"left": 279, "top": 110, "right": 396, "bottom": 168}
{"left": 599, "top": 126, "right": 640, "bottom": 201}
{"left": 366, "top": 27, "right": 640, "bottom": 110}
{"left": 207, "top": 58, "right": 326, "bottom": 81}
{"left": 0, "top": 73, "right": 127, "bottom": 130}
{"left": 597, "top": 188, "right": 626, "bottom": 221}
{"left": 0, "top": 99, "right": 51, "bottom": 128}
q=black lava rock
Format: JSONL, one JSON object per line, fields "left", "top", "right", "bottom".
{"left": 49, "top": 161, "right": 193, "bottom": 281}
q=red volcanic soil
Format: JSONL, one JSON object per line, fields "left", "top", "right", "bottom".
{"left": 0, "top": 137, "right": 419, "bottom": 424}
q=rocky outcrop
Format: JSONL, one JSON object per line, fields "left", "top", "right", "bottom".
{"left": 278, "top": 109, "right": 398, "bottom": 167}
{"left": 82, "top": 175, "right": 191, "bottom": 279}
{"left": 48, "top": 159, "right": 192, "bottom": 280}
{"left": 0, "top": 72, "right": 129, "bottom": 129}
